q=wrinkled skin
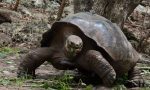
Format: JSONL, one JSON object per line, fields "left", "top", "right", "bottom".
{"left": 17, "top": 47, "right": 75, "bottom": 77}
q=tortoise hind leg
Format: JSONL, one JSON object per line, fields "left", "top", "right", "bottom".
{"left": 125, "top": 66, "right": 145, "bottom": 88}
{"left": 85, "top": 50, "right": 116, "bottom": 87}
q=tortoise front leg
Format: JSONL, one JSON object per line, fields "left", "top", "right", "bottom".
{"left": 17, "top": 47, "right": 56, "bottom": 78}
{"left": 85, "top": 50, "right": 116, "bottom": 87}
{"left": 17, "top": 47, "right": 75, "bottom": 78}
{"left": 125, "top": 66, "right": 145, "bottom": 87}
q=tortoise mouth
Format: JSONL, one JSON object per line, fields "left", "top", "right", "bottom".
{"left": 65, "top": 44, "right": 82, "bottom": 59}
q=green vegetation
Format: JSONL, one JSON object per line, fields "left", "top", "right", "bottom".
{"left": 0, "top": 73, "right": 149, "bottom": 90}
{"left": 0, "top": 73, "right": 80, "bottom": 89}
{"left": 112, "top": 85, "right": 127, "bottom": 90}
{"left": 42, "top": 73, "right": 74, "bottom": 90}
{"left": 0, "top": 78, "right": 11, "bottom": 86}
{"left": 115, "top": 74, "right": 128, "bottom": 85}
{"left": 0, "top": 47, "right": 20, "bottom": 58}
{"left": 0, "top": 78, "right": 25, "bottom": 86}
{"left": 84, "top": 84, "right": 93, "bottom": 90}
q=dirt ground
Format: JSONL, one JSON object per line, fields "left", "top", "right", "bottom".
{"left": 0, "top": 0, "right": 150, "bottom": 90}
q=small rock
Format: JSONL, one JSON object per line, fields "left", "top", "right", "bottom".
{"left": 2, "top": 70, "right": 11, "bottom": 76}
{"left": 31, "top": 0, "right": 45, "bottom": 8}
{"left": 5, "top": 0, "right": 12, "bottom": 4}
{"left": 0, "top": 33, "right": 12, "bottom": 47}
{"left": 95, "top": 85, "right": 111, "bottom": 90}
{"left": 141, "top": 0, "right": 150, "bottom": 6}
{"left": 5, "top": 61, "right": 13, "bottom": 64}
{"left": 135, "top": 5, "right": 150, "bottom": 14}
{"left": 45, "top": 1, "right": 59, "bottom": 12}
{"left": 18, "top": 6, "right": 32, "bottom": 16}
{"left": 9, "top": 65, "right": 15, "bottom": 68}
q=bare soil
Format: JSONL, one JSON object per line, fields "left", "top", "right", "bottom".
{"left": 0, "top": 1, "right": 150, "bottom": 90}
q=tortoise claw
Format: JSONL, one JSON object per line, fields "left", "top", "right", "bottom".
{"left": 17, "top": 68, "right": 35, "bottom": 79}
{"left": 126, "top": 66, "right": 146, "bottom": 88}
{"left": 103, "top": 72, "right": 116, "bottom": 87}
{"left": 125, "top": 79, "right": 145, "bottom": 88}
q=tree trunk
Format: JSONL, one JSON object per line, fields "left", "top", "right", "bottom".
{"left": 12, "top": 0, "right": 20, "bottom": 11}
{"left": 56, "top": 0, "right": 66, "bottom": 21}
{"left": 73, "top": 0, "right": 143, "bottom": 28}
{"left": 74, "top": 0, "right": 94, "bottom": 13}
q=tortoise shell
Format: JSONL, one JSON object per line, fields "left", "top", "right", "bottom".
{"left": 41, "top": 12, "right": 139, "bottom": 63}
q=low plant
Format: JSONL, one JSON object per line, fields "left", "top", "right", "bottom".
{"left": 0, "top": 47, "right": 20, "bottom": 58}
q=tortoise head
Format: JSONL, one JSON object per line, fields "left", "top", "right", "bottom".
{"left": 65, "top": 35, "right": 83, "bottom": 58}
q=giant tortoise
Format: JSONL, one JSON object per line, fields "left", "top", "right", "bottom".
{"left": 17, "top": 12, "right": 144, "bottom": 87}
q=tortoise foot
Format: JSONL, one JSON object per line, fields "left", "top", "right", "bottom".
{"left": 17, "top": 68, "right": 36, "bottom": 79}
{"left": 126, "top": 66, "right": 146, "bottom": 88}
{"left": 125, "top": 79, "right": 145, "bottom": 88}
{"left": 103, "top": 72, "right": 116, "bottom": 87}
{"left": 85, "top": 50, "right": 116, "bottom": 87}
{"left": 17, "top": 72, "right": 35, "bottom": 79}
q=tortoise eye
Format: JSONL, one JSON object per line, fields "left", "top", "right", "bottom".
{"left": 70, "top": 42, "right": 74, "bottom": 45}
{"left": 79, "top": 43, "right": 83, "bottom": 47}
{"left": 68, "top": 42, "right": 75, "bottom": 48}
{"left": 67, "top": 42, "right": 72, "bottom": 48}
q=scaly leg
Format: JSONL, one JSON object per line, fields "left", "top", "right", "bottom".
{"left": 17, "top": 47, "right": 75, "bottom": 78}
{"left": 85, "top": 50, "right": 116, "bottom": 87}
{"left": 126, "top": 66, "right": 145, "bottom": 87}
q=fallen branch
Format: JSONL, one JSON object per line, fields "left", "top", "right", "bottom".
{"left": 137, "top": 67, "right": 150, "bottom": 70}
{"left": 138, "top": 59, "right": 150, "bottom": 64}
{"left": 22, "top": 84, "right": 43, "bottom": 87}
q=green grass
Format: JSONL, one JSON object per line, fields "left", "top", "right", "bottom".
{"left": 0, "top": 77, "right": 27, "bottom": 86}
{"left": 5, "top": 73, "right": 77, "bottom": 89}
{"left": 115, "top": 74, "right": 128, "bottom": 85}
{"left": 41, "top": 72, "right": 94, "bottom": 90}
{"left": 140, "top": 87, "right": 150, "bottom": 90}
{"left": 42, "top": 73, "right": 74, "bottom": 90}
{"left": 0, "top": 74, "right": 149, "bottom": 90}
{"left": 0, "top": 47, "right": 20, "bottom": 58}
{"left": 84, "top": 84, "right": 93, "bottom": 90}
{"left": 0, "top": 78, "right": 11, "bottom": 86}
{"left": 112, "top": 85, "right": 127, "bottom": 90}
